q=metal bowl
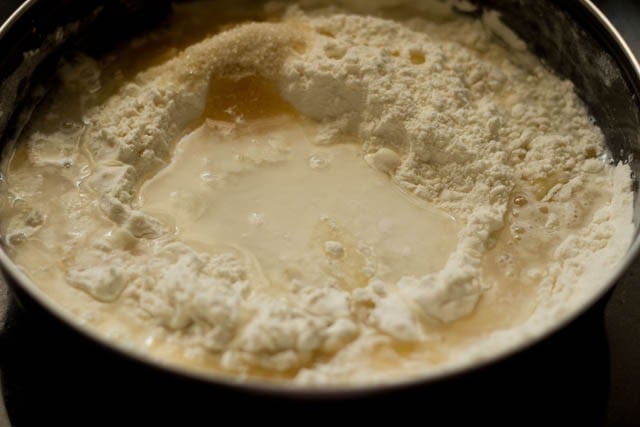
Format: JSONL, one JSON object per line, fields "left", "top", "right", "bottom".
{"left": 0, "top": 0, "right": 638, "bottom": 416}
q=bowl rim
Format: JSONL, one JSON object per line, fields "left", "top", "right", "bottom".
{"left": 0, "top": 0, "right": 639, "bottom": 397}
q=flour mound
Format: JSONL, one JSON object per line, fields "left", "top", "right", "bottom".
{"left": 3, "top": 3, "right": 633, "bottom": 384}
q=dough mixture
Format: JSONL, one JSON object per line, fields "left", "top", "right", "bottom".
{"left": 0, "top": 0, "right": 634, "bottom": 384}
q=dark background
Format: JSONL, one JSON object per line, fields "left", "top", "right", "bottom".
{"left": 0, "top": 0, "right": 639, "bottom": 425}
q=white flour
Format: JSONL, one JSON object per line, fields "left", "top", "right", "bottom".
{"left": 0, "top": 1, "right": 634, "bottom": 384}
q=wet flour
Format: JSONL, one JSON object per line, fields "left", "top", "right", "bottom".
{"left": 0, "top": 2, "right": 633, "bottom": 384}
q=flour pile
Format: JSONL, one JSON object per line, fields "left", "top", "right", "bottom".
{"left": 1, "top": 1, "right": 633, "bottom": 384}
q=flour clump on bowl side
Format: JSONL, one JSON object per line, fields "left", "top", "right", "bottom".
{"left": 0, "top": 0, "right": 633, "bottom": 385}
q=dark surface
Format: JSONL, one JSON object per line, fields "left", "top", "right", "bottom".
{"left": 0, "top": 0, "right": 640, "bottom": 426}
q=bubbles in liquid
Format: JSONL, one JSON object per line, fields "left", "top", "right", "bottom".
{"left": 513, "top": 195, "right": 527, "bottom": 206}
{"left": 511, "top": 224, "right": 526, "bottom": 235}
{"left": 248, "top": 212, "right": 265, "bottom": 226}
{"left": 308, "top": 154, "right": 330, "bottom": 170}
{"left": 60, "top": 120, "right": 79, "bottom": 134}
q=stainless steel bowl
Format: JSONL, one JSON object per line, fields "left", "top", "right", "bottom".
{"left": 0, "top": 0, "right": 638, "bottom": 422}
